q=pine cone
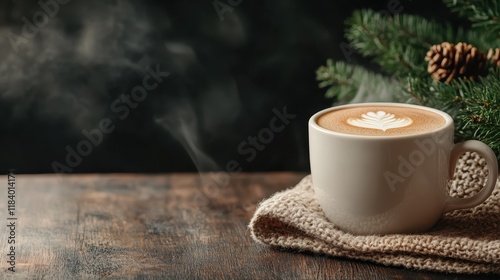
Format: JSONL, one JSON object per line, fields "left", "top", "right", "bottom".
{"left": 425, "top": 42, "right": 487, "bottom": 83}
{"left": 487, "top": 48, "right": 500, "bottom": 67}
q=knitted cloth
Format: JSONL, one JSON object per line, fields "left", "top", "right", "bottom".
{"left": 249, "top": 152, "right": 500, "bottom": 274}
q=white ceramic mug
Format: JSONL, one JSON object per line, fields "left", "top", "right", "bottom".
{"left": 309, "top": 103, "right": 498, "bottom": 235}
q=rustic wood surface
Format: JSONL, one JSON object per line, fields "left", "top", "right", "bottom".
{"left": 0, "top": 172, "right": 497, "bottom": 279}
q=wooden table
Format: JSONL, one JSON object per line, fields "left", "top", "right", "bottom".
{"left": 0, "top": 172, "right": 496, "bottom": 279}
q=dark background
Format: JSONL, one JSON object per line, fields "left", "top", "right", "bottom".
{"left": 0, "top": 0, "right": 462, "bottom": 174}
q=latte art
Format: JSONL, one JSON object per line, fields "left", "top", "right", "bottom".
{"left": 316, "top": 105, "right": 446, "bottom": 136}
{"left": 347, "top": 111, "right": 413, "bottom": 131}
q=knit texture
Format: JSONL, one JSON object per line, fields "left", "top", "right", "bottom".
{"left": 249, "top": 152, "right": 500, "bottom": 274}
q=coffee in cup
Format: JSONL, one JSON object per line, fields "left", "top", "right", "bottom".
{"left": 309, "top": 103, "right": 498, "bottom": 235}
{"left": 316, "top": 105, "right": 446, "bottom": 136}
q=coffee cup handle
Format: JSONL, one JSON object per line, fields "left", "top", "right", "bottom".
{"left": 443, "top": 140, "right": 498, "bottom": 213}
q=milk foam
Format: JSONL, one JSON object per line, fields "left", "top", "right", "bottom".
{"left": 347, "top": 111, "right": 413, "bottom": 131}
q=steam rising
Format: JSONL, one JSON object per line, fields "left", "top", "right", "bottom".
{"left": 1, "top": 1, "right": 242, "bottom": 161}
{"left": 155, "top": 99, "right": 219, "bottom": 172}
{"left": 0, "top": 1, "right": 155, "bottom": 131}
{"left": 1, "top": 0, "right": 312, "bottom": 173}
{"left": 349, "top": 76, "right": 401, "bottom": 104}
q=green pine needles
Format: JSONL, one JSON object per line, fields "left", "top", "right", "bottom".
{"left": 316, "top": 0, "right": 500, "bottom": 159}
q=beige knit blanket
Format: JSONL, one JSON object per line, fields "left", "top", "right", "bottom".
{"left": 249, "top": 152, "right": 500, "bottom": 274}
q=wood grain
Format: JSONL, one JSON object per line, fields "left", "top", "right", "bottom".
{"left": 0, "top": 173, "right": 496, "bottom": 279}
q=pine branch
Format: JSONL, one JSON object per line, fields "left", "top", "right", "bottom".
{"left": 444, "top": 0, "right": 500, "bottom": 38}
{"left": 316, "top": 60, "right": 401, "bottom": 104}
{"left": 345, "top": 9, "right": 497, "bottom": 77}
{"left": 318, "top": 7, "right": 500, "bottom": 160}
{"left": 404, "top": 76, "right": 464, "bottom": 121}
{"left": 454, "top": 71, "right": 500, "bottom": 153}
{"left": 406, "top": 70, "right": 500, "bottom": 156}
{"left": 461, "top": 28, "right": 499, "bottom": 51}
{"left": 345, "top": 10, "right": 455, "bottom": 77}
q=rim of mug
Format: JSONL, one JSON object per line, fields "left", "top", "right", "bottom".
{"left": 309, "top": 102, "right": 454, "bottom": 139}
